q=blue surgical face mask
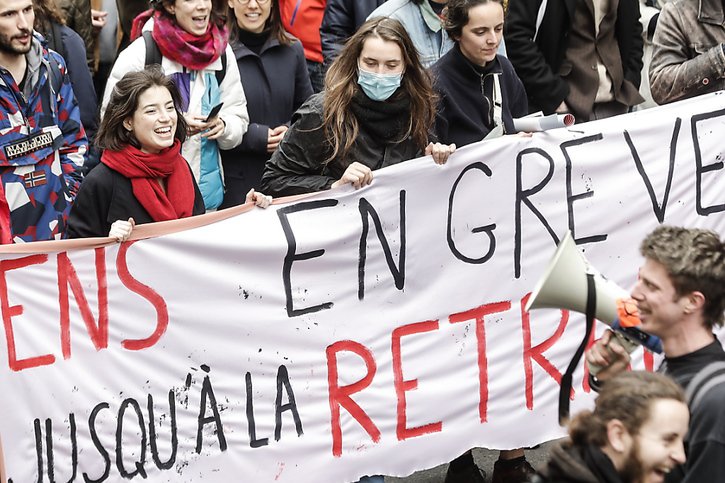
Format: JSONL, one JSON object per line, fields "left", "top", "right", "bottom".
{"left": 357, "top": 67, "right": 403, "bottom": 101}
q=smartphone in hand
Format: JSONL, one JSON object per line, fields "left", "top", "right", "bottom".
{"left": 204, "top": 102, "right": 224, "bottom": 123}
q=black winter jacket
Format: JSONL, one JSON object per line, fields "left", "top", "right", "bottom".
{"left": 260, "top": 92, "right": 422, "bottom": 197}
{"left": 44, "top": 23, "right": 98, "bottom": 141}
{"left": 220, "top": 33, "right": 313, "bottom": 207}
{"left": 67, "top": 163, "right": 205, "bottom": 238}
{"left": 504, "top": 0, "right": 643, "bottom": 114}
{"left": 320, "top": 0, "right": 387, "bottom": 64}
{"left": 533, "top": 442, "right": 624, "bottom": 483}
{"left": 432, "top": 45, "right": 528, "bottom": 147}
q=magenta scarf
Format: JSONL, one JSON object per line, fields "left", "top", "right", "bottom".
{"left": 149, "top": 10, "right": 228, "bottom": 71}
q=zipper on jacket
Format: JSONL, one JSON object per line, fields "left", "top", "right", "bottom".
{"left": 0, "top": 69, "right": 30, "bottom": 129}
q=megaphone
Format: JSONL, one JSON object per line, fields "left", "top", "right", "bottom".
{"left": 513, "top": 113, "right": 575, "bottom": 132}
{"left": 526, "top": 232, "right": 663, "bottom": 359}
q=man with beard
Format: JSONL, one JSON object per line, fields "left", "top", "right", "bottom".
{"left": 0, "top": 0, "right": 86, "bottom": 242}
{"left": 586, "top": 225, "right": 725, "bottom": 482}
{"left": 533, "top": 371, "right": 689, "bottom": 483}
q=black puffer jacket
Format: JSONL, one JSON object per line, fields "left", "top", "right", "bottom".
{"left": 320, "top": 0, "right": 387, "bottom": 64}
{"left": 260, "top": 92, "right": 422, "bottom": 197}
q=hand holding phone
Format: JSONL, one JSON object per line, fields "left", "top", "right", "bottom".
{"left": 204, "top": 102, "right": 224, "bottom": 123}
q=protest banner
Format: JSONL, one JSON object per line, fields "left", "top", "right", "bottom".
{"left": 0, "top": 92, "right": 724, "bottom": 482}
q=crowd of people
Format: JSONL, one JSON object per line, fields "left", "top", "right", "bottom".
{"left": 0, "top": 0, "right": 723, "bottom": 481}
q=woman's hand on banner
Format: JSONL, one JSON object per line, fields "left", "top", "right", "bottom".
{"left": 426, "top": 142, "right": 456, "bottom": 165}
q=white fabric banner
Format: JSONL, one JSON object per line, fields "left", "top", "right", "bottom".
{"left": 1, "top": 93, "right": 725, "bottom": 482}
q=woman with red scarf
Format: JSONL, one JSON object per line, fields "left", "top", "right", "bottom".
{"left": 101, "top": 0, "right": 249, "bottom": 213}
{"left": 68, "top": 68, "right": 269, "bottom": 240}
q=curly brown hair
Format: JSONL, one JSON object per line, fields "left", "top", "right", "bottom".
{"left": 568, "top": 371, "right": 685, "bottom": 447}
{"left": 33, "top": 0, "right": 66, "bottom": 36}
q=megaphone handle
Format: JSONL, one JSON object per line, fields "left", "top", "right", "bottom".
{"left": 587, "top": 331, "right": 639, "bottom": 376}
{"left": 558, "top": 273, "right": 597, "bottom": 425}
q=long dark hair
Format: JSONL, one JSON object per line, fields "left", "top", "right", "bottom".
{"left": 323, "top": 16, "right": 435, "bottom": 163}
{"left": 96, "top": 66, "right": 188, "bottom": 152}
{"left": 227, "top": 0, "right": 292, "bottom": 46}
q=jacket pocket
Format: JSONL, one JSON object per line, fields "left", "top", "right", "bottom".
{"left": 558, "top": 60, "right": 572, "bottom": 77}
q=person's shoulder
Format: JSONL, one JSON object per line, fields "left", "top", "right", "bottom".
{"left": 298, "top": 92, "right": 325, "bottom": 115}
{"left": 59, "top": 25, "right": 87, "bottom": 53}
{"left": 498, "top": 55, "right": 520, "bottom": 75}
{"left": 115, "top": 34, "right": 148, "bottom": 65}
{"left": 78, "top": 163, "right": 119, "bottom": 194}
{"left": 85, "top": 162, "right": 118, "bottom": 181}
{"left": 368, "top": 0, "right": 410, "bottom": 18}
{"left": 659, "top": 0, "right": 694, "bottom": 17}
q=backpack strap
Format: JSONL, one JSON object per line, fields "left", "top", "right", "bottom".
{"left": 48, "top": 22, "right": 67, "bottom": 61}
{"left": 216, "top": 51, "right": 226, "bottom": 86}
{"left": 143, "top": 30, "right": 162, "bottom": 67}
{"left": 40, "top": 53, "right": 63, "bottom": 123}
{"left": 142, "top": 30, "right": 226, "bottom": 85}
{"left": 686, "top": 361, "right": 725, "bottom": 413}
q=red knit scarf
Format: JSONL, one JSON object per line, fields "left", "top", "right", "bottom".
{"left": 101, "top": 141, "right": 195, "bottom": 222}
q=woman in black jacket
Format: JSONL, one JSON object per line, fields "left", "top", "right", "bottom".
{"left": 260, "top": 16, "right": 455, "bottom": 197}
{"left": 432, "top": 0, "right": 528, "bottom": 147}
{"left": 220, "top": 0, "right": 313, "bottom": 207}
{"left": 67, "top": 67, "right": 270, "bottom": 240}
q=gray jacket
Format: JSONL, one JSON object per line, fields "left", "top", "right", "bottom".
{"left": 649, "top": 0, "right": 725, "bottom": 104}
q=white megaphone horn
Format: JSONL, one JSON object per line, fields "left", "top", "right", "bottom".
{"left": 525, "top": 231, "right": 663, "bottom": 360}
{"left": 513, "top": 113, "right": 575, "bottom": 133}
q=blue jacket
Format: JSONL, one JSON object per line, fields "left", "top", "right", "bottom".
{"left": 219, "top": 33, "right": 313, "bottom": 207}
{"left": 320, "top": 0, "right": 387, "bottom": 64}
{"left": 367, "top": 0, "right": 453, "bottom": 68}
{"left": 0, "top": 35, "right": 87, "bottom": 242}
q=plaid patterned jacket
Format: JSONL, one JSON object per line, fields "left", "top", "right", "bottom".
{"left": 0, "top": 34, "right": 87, "bottom": 242}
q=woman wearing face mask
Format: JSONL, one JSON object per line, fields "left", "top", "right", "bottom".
{"left": 68, "top": 68, "right": 270, "bottom": 241}
{"left": 219, "top": 0, "right": 313, "bottom": 208}
{"left": 432, "top": 0, "right": 528, "bottom": 147}
{"left": 102, "top": 0, "right": 249, "bottom": 212}
{"left": 260, "top": 16, "right": 455, "bottom": 197}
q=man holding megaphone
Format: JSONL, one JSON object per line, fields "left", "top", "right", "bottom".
{"left": 585, "top": 225, "right": 725, "bottom": 483}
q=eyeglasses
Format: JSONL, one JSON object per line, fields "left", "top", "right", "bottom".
{"left": 236, "top": 0, "right": 270, "bottom": 4}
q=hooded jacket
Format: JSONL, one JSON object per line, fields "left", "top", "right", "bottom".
{"left": 533, "top": 442, "right": 625, "bottom": 483}
{"left": 0, "top": 35, "right": 86, "bottom": 242}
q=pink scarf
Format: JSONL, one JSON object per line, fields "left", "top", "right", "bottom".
{"left": 152, "top": 10, "right": 228, "bottom": 71}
